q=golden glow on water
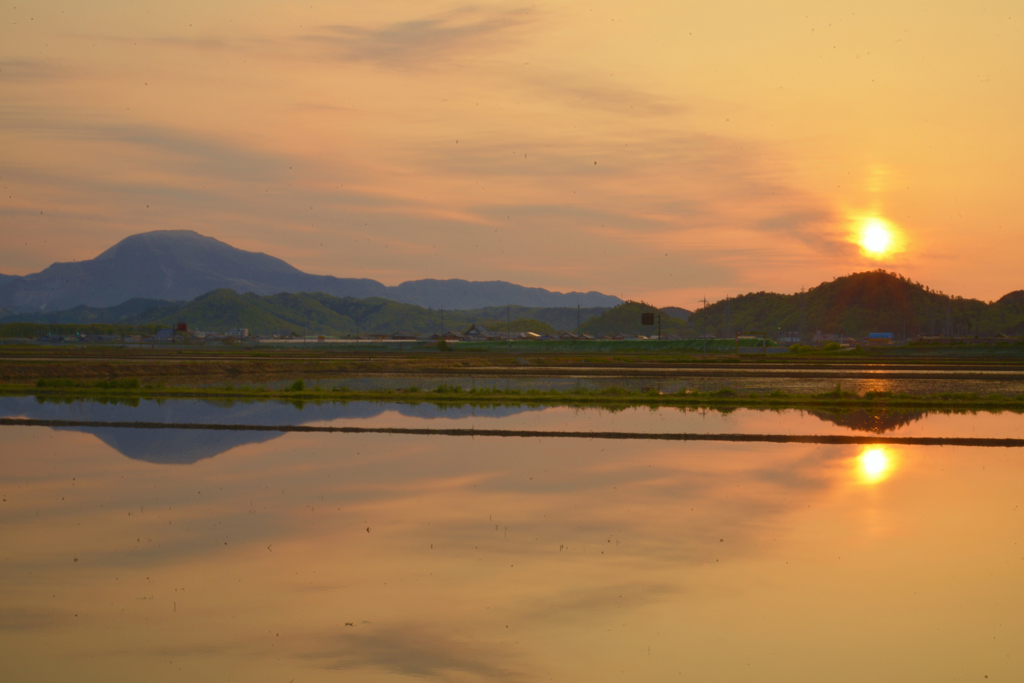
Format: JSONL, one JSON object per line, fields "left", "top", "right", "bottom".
{"left": 5, "top": 422, "right": 1024, "bottom": 682}
{"left": 857, "top": 446, "right": 897, "bottom": 484}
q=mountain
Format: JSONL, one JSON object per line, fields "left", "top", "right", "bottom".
{"left": 983, "top": 291, "right": 1024, "bottom": 335}
{"left": 384, "top": 279, "right": 615, "bottom": 310}
{"left": 6, "top": 254, "right": 1021, "bottom": 338}
{"left": 0, "top": 230, "right": 622, "bottom": 312}
{"left": 582, "top": 302, "right": 690, "bottom": 337}
{"left": 1, "top": 297, "right": 176, "bottom": 325}
{"left": 451, "top": 305, "right": 609, "bottom": 332}
{"left": 0, "top": 273, "right": 17, "bottom": 317}
{"left": 0, "top": 231, "right": 384, "bottom": 312}
{"left": 661, "top": 306, "right": 692, "bottom": 321}
{"left": 685, "top": 270, "right": 1001, "bottom": 340}
{"left": 0, "top": 289, "right": 613, "bottom": 337}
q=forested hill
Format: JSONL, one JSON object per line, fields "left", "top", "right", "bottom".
{"left": 581, "top": 302, "right": 691, "bottom": 337}
{"left": 0, "top": 289, "right": 612, "bottom": 337}
{"left": 5, "top": 270, "right": 1024, "bottom": 340}
{"left": 686, "top": 270, "right": 1019, "bottom": 339}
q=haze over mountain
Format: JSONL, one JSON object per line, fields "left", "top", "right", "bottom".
{"left": 0, "top": 231, "right": 622, "bottom": 313}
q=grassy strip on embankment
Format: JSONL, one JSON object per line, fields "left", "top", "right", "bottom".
{"left": 6, "top": 347, "right": 1024, "bottom": 388}
{"left": 5, "top": 378, "right": 1024, "bottom": 412}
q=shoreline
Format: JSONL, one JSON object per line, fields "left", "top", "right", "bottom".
{"left": 5, "top": 381, "right": 1024, "bottom": 412}
{"left": 3, "top": 416, "right": 1022, "bottom": 448}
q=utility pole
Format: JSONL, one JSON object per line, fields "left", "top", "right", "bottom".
{"left": 507, "top": 304, "right": 511, "bottom": 352}
{"left": 577, "top": 303, "right": 581, "bottom": 344}
{"left": 724, "top": 295, "right": 730, "bottom": 339}
{"left": 800, "top": 286, "right": 807, "bottom": 342}
{"left": 700, "top": 296, "right": 709, "bottom": 353}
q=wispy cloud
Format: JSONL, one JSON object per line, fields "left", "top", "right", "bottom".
{"left": 302, "top": 6, "right": 536, "bottom": 67}
{"left": 0, "top": 59, "right": 70, "bottom": 82}
{"left": 302, "top": 622, "right": 524, "bottom": 680}
{"left": 0, "top": 606, "right": 70, "bottom": 631}
{"left": 418, "top": 130, "right": 841, "bottom": 249}
{"left": 524, "top": 72, "right": 682, "bottom": 116}
{"left": 0, "top": 106, "right": 290, "bottom": 183}
{"left": 754, "top": 209, "right": 847, "bottom": 252}
{"left": 512, "top": 581, "right": 677, "bottom": 624}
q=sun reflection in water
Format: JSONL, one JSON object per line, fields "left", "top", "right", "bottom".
{"left": 856, "top": 446, "right": 897, "bottom": 485}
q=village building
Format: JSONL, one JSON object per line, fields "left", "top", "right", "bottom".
{"left": 463, "top": 325, "right": 500, "bottom": 340}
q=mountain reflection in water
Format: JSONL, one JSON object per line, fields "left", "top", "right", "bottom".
{"left": 807, "top": 409, "right": 926, "bottom": 433}
{"left": 5, "top": 424, "right": 1024, "bottom": 682}
{"left": 1, "top": 396, "right": 1014, "bottom": 464}
{"left": 0, "top": 397, "right": 543, "bottom": 464}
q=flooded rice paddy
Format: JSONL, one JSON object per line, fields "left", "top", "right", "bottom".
{"left": 251, "top": 372, "right": 1024, "bottom": 397}
{"left": 2, "top": 397, "right": 1023, "bottom": 681}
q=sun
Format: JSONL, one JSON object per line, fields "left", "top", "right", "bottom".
{"left": 855, "top": 217, "right": 900, "bottom": 259}
{"left": 861, "top": 220, "right": 891, "bottom": 255}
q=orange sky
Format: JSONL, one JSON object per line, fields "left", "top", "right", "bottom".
{"left": 2, "top": 1, "right": 1022, "bottom": 307}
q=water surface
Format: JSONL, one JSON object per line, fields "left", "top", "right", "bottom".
{"left": 2, "top": 396, "right": 1023, "bottom": 463}
{"left": 2, "top": 417, "right": 1023, "bottom": 681}
{"left": 193, "top": 372, "right": 1024, "bottom": 396}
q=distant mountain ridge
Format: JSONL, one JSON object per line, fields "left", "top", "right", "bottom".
{"left": 0, "top": 289, "right": 612, "bottom": 337}
{"left": 5, "top": 270, "right": 1024, "bottom": 339}
{"left": 0, "top": 230, "right": 622, "bottom": 312}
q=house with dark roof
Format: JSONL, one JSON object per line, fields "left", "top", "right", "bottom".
{"left": 431, "top": 331, "right": 466, "bottom": 341}
{"left": 464, "top": 325, "right": 499, "bottom": 340}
